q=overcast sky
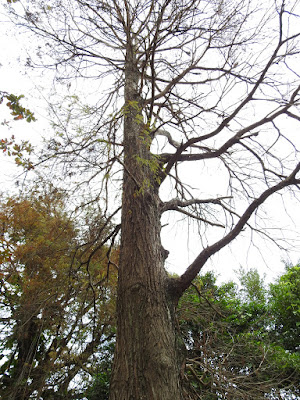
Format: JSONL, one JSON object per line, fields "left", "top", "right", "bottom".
{"left": 1, "top": 2, "right": 300, "bottom": 284}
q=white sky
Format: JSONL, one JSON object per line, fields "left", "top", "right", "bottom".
{"left": 1, "top": 2, "right": 300, "bottom": 285}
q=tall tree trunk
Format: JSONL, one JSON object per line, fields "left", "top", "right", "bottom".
{"left": 5, "top": 317, "right": 39, "bottom": 400}
{"left": 109, "top": 47, "right": 183, "bottom": 400}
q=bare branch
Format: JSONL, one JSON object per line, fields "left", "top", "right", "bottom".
{"left": 161, "top": 197, "right": 232, "bottom": 212}
{"left": 175, "top": 163, "right": 300, "bottom": 295}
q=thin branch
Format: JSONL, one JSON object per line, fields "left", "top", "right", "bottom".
{"left": 174, "top": 162, "right": 300, "bottom": 296}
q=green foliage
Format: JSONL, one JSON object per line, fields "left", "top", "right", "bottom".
{"left": 135, "top": 153, "right": 162, "bottom": 192}
{"left": 236, "top": 266, "right": 267, "bottom": 303}
{"left": 178, "top": 268, "right": 300, "bottom": 400}
{"left": 0, "top": 92, "right": 36, "bottom": 169}
{"left": 111, "top": 100, "right": 143, "bottom": 122}
{"left": 85, "top": 349, "right": 113, "bottom": 400}
{"left": 86, "top": 372, "right": 110, "bottom": 400}
{"left": 0, "top": 135, "right": 34, "bottom": 169}
{"left": 269, "top": 264, "right": 300, "bottom": 351}
{"left": 0, "top": 92, "right": 36, "bottom": 123}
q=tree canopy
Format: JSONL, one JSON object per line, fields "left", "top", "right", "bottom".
{"left": 178, "top": 268, "right": 300, "bottom": 399}
{"left": 269, "top": 264, "right": 300, "bottom": 353}
{"left": 0, "top": 186, "right": 117, "bottom": 399}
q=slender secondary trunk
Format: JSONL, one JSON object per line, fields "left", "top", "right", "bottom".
{"left": 109, "top": 47, "right": 182, "bottom": 400}
{"left": 4, "top": 317, "right": 39, "bottom": 400}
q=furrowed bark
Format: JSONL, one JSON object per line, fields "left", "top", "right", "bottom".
{"left": 109, "top": 45, "right": 182, "bottom": 400}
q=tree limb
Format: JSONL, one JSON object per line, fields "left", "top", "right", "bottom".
{"left": 174, "top": 162, "right": 300, "bottom": 296}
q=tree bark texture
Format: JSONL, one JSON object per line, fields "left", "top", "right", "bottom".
{"left": 109, "top": 49, "right": 182, "bottom": 400}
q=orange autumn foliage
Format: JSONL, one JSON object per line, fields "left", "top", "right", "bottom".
{"left": 0, "top": 188, "right": 118, "bottom": 400}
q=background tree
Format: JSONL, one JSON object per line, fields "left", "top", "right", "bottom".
{"left": 178, "top": 269, "right": 300, "bottom": 400}
{"left": 0, "top": 185, "right": 117, "bottom": 400}
{"left": 5, "top": 0, "right": 300, "bottom": 398}
{"left": 269, "top": 264, "right": 300, "bottom": 352}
